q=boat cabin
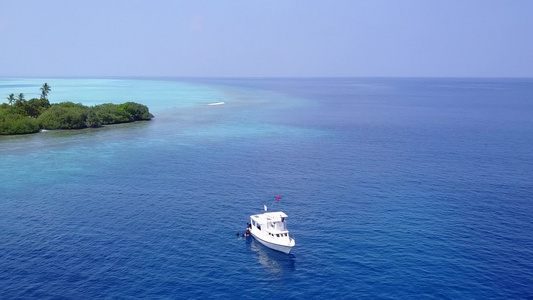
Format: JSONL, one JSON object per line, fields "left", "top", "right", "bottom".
{"left": 250, "top": 212, "right": 291, "bottom": 239}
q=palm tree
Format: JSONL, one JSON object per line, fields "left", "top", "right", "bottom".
{"left": 17, "top": 93, "right": 25, "bottom": 103}
{"left": 6, "top": 93, "right": 15, "bottom": 105}
{"left": 40, "top": 83, "right": 51, "bottom": 100}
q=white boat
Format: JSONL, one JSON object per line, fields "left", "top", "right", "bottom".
{"left": 249, "top": 211, "right": 295, "bottom": 254}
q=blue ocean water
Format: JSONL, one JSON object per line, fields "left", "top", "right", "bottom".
{"left": 1, "top": 78, "right": 532, "bottom": 299}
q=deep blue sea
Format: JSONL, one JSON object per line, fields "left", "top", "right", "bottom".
{"left": 1, "top": 78, "right": 532, "bottom": 299}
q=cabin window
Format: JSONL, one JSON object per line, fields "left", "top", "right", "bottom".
{"left": 252, "top": 220, "right": 255, "bottom": 226}
{"left": 285, "top": 233, "right": 288, "bottom": 236}
{"left": 257, "top": 224, "right": 261, "bottom": 230}
{"left": 276, "top": 234, "right": 280, "bottom": 237}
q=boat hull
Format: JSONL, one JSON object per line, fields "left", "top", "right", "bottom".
{"left": 251, "top": 232, "right": 294, "bottom": 254}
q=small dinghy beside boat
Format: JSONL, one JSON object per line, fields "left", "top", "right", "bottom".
{"left": 249, "top": 211, "right": 295, "bottom": 254}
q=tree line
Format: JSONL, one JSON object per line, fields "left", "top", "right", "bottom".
{"left": 1, "top": 83, "right": 153, "bottom": 135}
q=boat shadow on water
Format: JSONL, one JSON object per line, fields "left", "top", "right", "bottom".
{"left": 246, "top": 237, "right": 296, "bottom": 274}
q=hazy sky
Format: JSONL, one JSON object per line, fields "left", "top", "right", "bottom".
{"left": 1, "top": 0, "right": 532, "bottom": 77}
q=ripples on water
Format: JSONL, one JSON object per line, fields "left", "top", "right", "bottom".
{"left": 0, "top": 78, "right": 532, "bottom": 299}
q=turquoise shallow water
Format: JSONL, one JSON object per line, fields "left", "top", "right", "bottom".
{"left": 1, "top": 78, "right": 532, "bottom": 299}
{"left": 0, "top": 78, "right": 225, "bottom": 112}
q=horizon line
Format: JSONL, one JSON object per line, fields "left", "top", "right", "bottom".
{"left": 1, "top": 75, "right": 533, "bottom": 80}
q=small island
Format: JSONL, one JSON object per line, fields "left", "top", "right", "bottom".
{"left": 1, "top": 83, "right": 153, "bottom": 135}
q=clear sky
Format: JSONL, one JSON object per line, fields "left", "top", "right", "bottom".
{"left": 1, "top": 0, "right": 532, "bottom": 77}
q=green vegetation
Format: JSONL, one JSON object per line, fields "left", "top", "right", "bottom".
{"left": 1, "top": 83, "right": 153, "bottom": 135}
{"left": 0, "top": 109, "right": 40, "bottom": 135}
